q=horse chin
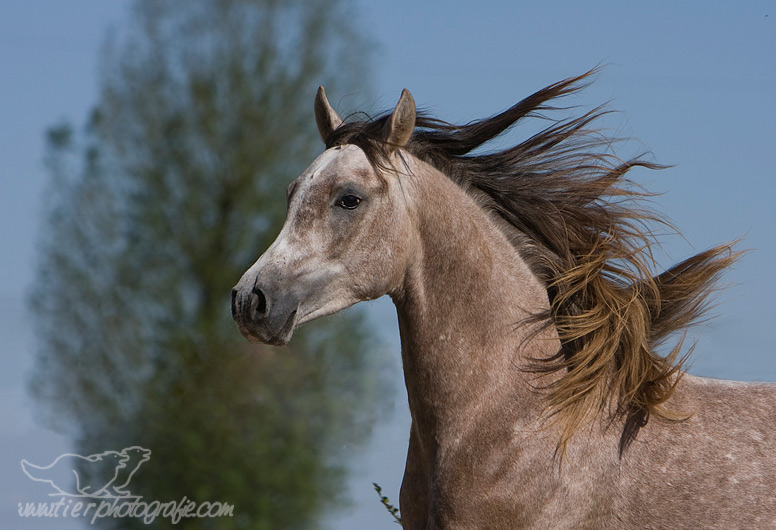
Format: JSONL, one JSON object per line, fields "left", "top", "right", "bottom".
{"left": 265, "top": 308, "right": 298, "bottom": 346}
{"left": 240, "top": 309, "right": 298, "bottom": 347}
{"left": 263, "top": 329, "right": 294, "bottom": 347}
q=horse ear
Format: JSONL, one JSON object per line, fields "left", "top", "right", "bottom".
{"left": 382, "top": 89, "right": 416, "bottom": 152}
{"left": 314, "top": 86, "right": 343, "bottom": 143}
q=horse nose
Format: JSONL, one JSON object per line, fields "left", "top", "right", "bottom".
{"left": 232, "top": 277, "right": 298, "bottom": 345}
{"left": 250, "top": 284, "right": 269, "bottom": 319}
{"left": 231, "top": 288, "right": 239, "bottom": 319}
{"left": 232, "top": 282, "right": 271, "bottom": 324}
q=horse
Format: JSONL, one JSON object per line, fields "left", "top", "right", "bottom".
{"left": 231, "top": 71, "right": 776, "bottom": 529}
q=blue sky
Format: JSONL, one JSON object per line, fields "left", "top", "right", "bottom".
{"left": 1, "top": 1, "right": 774, "bottom": 528}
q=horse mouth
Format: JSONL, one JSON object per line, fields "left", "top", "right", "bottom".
{"left": 237, "top": 309, "right": 298, "bottom": 347}
{"left": 265, "top": 309, "right": 298, "bottom": 346}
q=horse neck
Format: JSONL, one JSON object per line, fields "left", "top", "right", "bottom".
{"left": 390, "top": 160, "right": 561, "bottom": 444}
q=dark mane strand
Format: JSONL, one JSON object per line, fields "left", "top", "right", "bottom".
{"left": 326, "top": 70, "right": 739, "bottom": 453}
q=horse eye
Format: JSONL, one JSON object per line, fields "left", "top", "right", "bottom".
{"left": 338, "top": 195, "right": 362, "bottom": 210}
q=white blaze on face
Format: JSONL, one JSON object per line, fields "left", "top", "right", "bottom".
{"left": 265, "top": 144, "right": 365, "bottom": 261}
{"left": 234, "top": 145, "right": 373, "bottom": 326}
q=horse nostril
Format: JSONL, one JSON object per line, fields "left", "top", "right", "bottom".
{"left": 231, "top": 288, "right": 239, "bottom": 319}
{"left": 250, "top": 286, "right": 268, "bottom": 318}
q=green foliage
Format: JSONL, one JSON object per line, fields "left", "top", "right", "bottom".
{"left": 29, "top": 0, "right": 387, "bottom": 528}
{"left": 373, "top": 483, "right": 402, "bottom": 526}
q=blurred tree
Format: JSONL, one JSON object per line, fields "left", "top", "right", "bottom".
{"left": 29, "top": 0, "right": 386, "bottom": 528}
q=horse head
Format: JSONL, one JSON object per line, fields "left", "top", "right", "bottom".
{"left": 232, "top": 87, "right": 417, "bottom": 345}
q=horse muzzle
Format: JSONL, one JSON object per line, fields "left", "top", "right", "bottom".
{"left": 231, "top": 280, "right": 300, "bottom": 346}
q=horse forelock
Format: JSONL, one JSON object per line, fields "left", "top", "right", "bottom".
{"left": 323, "top": 70, "right": 739, "bottom": 452}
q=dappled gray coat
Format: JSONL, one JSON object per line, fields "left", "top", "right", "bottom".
{"left": 233, "top": 72, "right": 776, "bottom": 529}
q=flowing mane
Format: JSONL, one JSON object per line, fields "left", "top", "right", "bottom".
{"left": 234, "top": 72, "right": 776, "bottom": 526}
{"left": 325, "top": 70, "right": 739, "bottom": 451}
